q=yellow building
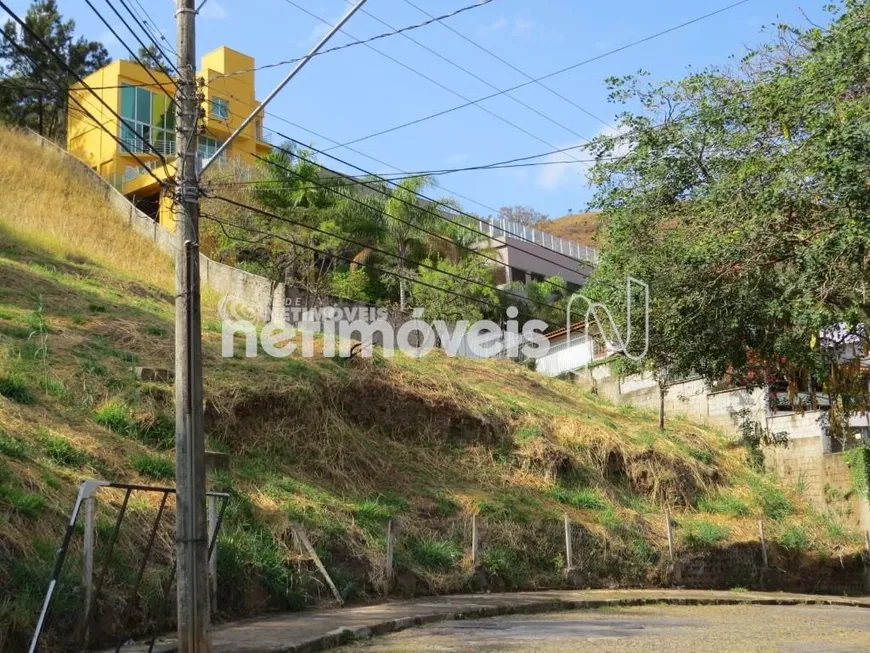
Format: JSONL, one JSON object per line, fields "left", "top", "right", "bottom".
{"left": 67, "top": 46, "right": 271, "bottom": 228}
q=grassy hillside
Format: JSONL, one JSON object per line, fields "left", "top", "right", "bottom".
{"left": 539, "top": 211, "right": 601, "bottom": 247}
{"left": 0, "top": 129, "right": 863, "bottom": 651}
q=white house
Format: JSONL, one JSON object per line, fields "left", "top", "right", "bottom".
{"left": 536, "top": 320, "right": 605, "bottom": 376}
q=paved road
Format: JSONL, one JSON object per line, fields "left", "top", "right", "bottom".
{"left": 112, "top": 590, "right": 870, "bottom": 652}
{"left": 337, "top": 603, "right": 870, "bottom": 653}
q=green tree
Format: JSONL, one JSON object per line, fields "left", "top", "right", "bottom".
{"left": 585, "top": 0, "right": 870, "bottom": 433}
{"left": 137, "top": 44, "right": 168, "bottom": 72}
{"left": 0, "top": 0, "right": 110, "bottom": 139}
{"left": 411, "top": 257, "right": 499, "bottom": 323}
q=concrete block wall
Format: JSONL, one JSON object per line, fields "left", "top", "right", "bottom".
{"left": 590, "top": 364, "right": 870, "bottom": 533}
{"left": 592, "top": 366, "right": 765, "bottom": 438}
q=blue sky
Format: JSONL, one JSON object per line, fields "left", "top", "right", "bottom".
{"left": 9, "top": 0, "right": 830, "bottom": 218}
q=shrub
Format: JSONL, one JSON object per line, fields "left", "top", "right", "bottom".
{"left": 40, "top": 376, "right": 71, "bottom": 402}
{"left": 0, "top": 484, "right": 46, "bottom": 519}
{"left": 754, "top": 483, "right": 793, "bottom": 521}
{"left": 95, "top": 400, "right": 137, "bottom": 435}
{"left": 0, "top": 430, "right": 29, "bottom": 460}
{"left": 132, "top": 453, "right": 175, "bottom": 480}
{"left": 549, "top": 485, "right": 606, "bottom": 510}
{"left": 0, "top": 373, "right": 36, "bottom": 404}
{"left": 779, "top": 525, "right": 809, "bottom": 551}
{"left": 475, "top": 494, "right": 533, "bottom": 523}
{"left": 698, "top": 493, "right": 750, "bottom": 518}
{"left": 480, "top": 546, "right": 527, "bottom": 583}
{"left": 406, "top": 537, "right": 462, "bottom": 570}
{"left": 688, "top": 447, "right": 713, "bottom": 465}
{"left": 681, "top": 518, "right": 730, "bottom": 548}
{"left": 352, "top": 499, "right": 394, "bottom": 528}
{"left": 43, "top": 434, "right": 90, "bottom": 468}
{"left": 434, "top": 494, "right": 460, "bottom": 517}
{"left": 137, "top": 415, "right": 175, "bottom": 449}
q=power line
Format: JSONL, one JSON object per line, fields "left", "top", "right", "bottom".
{"left": 245, "top": 149, "right": 586, "bottom": 294}
{"left": 207, "top": 190, "right": 562, "bottom": 314}
{"left": 0, "top": 1, "right": 171, "bottom": 188}
{"left": 401, "top": 0, "right": 614, "bottom": 129}
{"left": 96, "top": 0, "right": 179, "bottom": 87}
{"left": 208, "top": 0, "right": 495, "bottom": 82}
{"left": 230, "top": 147, "right": 587, "bottom": 308}
{"left": 129, "top": 0, "right": 179, "bottom": 60}
{"left": 114, "top": 0, "right": 181, "bottom": 77}
{"left": 204, "top": 87, "right": 505, "bottom": 215}
{"left": 348, "top": 0, "right": 600, "bottom": 143}
{"left": 200, "top": 210, "right": 548, "bottom": 322}
{"left": 260, "top": 134, "right": 595, "bottom": 279}
{"left": 81, "top": 0, "right": 178, "bottom": 176}
{"left": 326, "top": 0, "right": 753, "bottom": 151}
{"left": 284, "top": 0, "right": 595, "bottom": 168}
{"left": 211, "top": 147, "right": 606, "bottom": 186}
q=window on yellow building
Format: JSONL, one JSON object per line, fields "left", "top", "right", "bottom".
{"left": 119, "top": 83, "right": 175, "bottom": 155}
{"left": 198, "top": 135, "right": 225, "bottom": 162}
{"left": 211, "top": 97, "right": 228, "bottom": 120}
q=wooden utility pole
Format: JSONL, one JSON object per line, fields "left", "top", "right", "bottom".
{"left": 175, "top": 1, "right": 209, "bottom": 651}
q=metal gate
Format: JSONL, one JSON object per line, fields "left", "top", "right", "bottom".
{"left": 28, "top": 479, "right": 229, "bottom": 653}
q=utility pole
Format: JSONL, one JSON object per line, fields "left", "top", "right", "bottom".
{"left": 174, "top": 1, "right": 209, "bottom": 651}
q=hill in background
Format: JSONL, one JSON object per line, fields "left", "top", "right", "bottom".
{"left": 539, "top": 211, "right": 601, "bottom": 247}
{"left": 0, "top": 129, "right": 863, "bottom": 651}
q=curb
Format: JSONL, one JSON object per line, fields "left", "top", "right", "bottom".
{"left": 267, "top": 595, "right": 870, "bottom": 653}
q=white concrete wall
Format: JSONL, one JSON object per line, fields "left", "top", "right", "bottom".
{"left": 536, "top": 336, "right": 594, "bottom": 376}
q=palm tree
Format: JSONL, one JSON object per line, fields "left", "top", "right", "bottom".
{"left": 381, "top": 176, "right": 438, "bottom": 311}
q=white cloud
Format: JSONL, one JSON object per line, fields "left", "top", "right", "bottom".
{"left": 299, "top": 12, "right": 346, "bottom": 47}
{"left": 535, "top": 125, "right": 630, "bottom": 191}
{"left": 512, "top": 16, "right": 536, "bottom": 35}
{"left": 477, "top": 15, "right": 507, "bottom": 38}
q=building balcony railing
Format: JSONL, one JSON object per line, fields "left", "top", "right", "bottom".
{"left": 477, "top": 216, "right": 598, "bottom": 265}
{"left": 119, "top": 134, "right": 177, "bottom": 156}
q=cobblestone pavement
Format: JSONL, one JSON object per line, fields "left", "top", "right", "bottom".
{"left": 337, "top": 603, "right": 870, "bottom": 653}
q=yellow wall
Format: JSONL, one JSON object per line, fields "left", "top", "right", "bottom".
{"left": 67, "top": 48, "right": 270, "bottom": 232}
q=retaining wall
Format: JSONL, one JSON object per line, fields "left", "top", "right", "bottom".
{"left": 30, "top": 131, "right": 284, "bottom": 321}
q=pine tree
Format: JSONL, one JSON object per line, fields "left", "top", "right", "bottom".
{"left": 0, "top": 0, "right": 110, "bottom": 139}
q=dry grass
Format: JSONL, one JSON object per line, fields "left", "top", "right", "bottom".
{"left": 539, "top": 211, "right": 601, "bottom": 246}
{"left": 0, "top": 127, "right": 864, "bottom": 651}
{"left": 0, "top": 128, "right": 173, "bottom": 290}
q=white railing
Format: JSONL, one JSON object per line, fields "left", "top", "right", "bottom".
{"left": 477, "top": 216, "right": 598, "bottom": 265}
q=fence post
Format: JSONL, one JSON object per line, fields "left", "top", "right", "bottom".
{"left": 759, "top": 520, "right": 768, "bottom": 568}
{"left": 385, "top": 518, "right": 395, "bottom": 594}
{"left": 207, "top": 494, "right": 218, "bottom": 614}
{"left": 665, "top": 509, "right": 675, "bottom": 560}
{"left": 472, "top": 514, "right": 479, "bottom": 568}
{"left": 563, "top": 513, "right": 573, "bottom": 569}
{"left": 81, "top": 495, "right": 96, "bottom": 637}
